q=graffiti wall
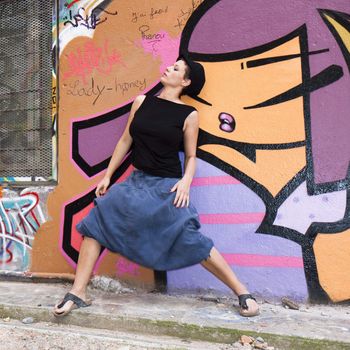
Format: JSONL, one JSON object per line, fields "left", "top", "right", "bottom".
{"left": 31, "top": 0, "right": 350, "bottom": 302}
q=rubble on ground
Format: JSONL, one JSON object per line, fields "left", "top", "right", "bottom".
{"left": 89, "top": 276, "right": 134, "bottom": 293}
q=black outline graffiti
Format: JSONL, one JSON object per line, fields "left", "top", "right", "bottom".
{"left": 63, "top": 158, "right": 131, "bottom": 263}
{"left": 244, "top": 65, "right": 343, "bottom": 110}
{"left": 245, "top": 48, "right": 329, "bottom": 68}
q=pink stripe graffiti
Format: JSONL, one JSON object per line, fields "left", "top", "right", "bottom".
{"left": 222, "top": 253, "right": 304, "bottom": 268}
{"left": 191, "top": 176, "right": 241, "bottom": 186}
{"left": 199, "top": 212, "right": 265, "bottom": 224}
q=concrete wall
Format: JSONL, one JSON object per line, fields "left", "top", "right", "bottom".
{"left": 25, "top": 0, "right": 350, "bottom": 303}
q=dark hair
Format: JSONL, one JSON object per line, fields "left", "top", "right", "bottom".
{"left": 180, "top": 59, "right": 191, "bottom": 96}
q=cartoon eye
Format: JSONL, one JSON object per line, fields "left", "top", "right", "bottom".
{"left": 244, "top": 65, "right": 342, "bottom": 110}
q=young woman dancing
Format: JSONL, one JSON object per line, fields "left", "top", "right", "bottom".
{"left": 53, "top": 54, "right": 260, "bottom": 318}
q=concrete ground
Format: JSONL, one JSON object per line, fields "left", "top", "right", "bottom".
{"left": 0, "top": 279, "right": 349, "bottom": 349}
{"left": 0, "top": 319, "right": 236, "bottom": 350}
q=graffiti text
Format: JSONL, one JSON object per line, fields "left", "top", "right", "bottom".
{"left": 63, "top": 7, "right": 118, "bottom": 30}
{"left": 175, "top": 0, "right": 204, "bottom": 29}
{"left": 63, "top": 40, "right": 123, "bottom": 84}
{"left": 66, "top": 77, "right": 147, "bottom": 104}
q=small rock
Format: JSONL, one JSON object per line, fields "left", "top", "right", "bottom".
{"left": 253, "top": 342, "right": 268, "bottom": 349}
{"left": 281, "top": 296, "right": 300, "bottom": 310}
{"left": 90, "top": 275, "right": 132, "bottom": 293}
{"left": 3, "top": 317, "right": 10, "bottom": 322}
{"left": 22, "top": 317, "right": 34, "bottom": 324}
{"left": 200, "top": 295, "right": 219, "bottom": 303}
{"left": 240, "top": 335, "right": 254, "bottom": 345}
{"left": 256, "top": 337, "right": 264, "bottom": 343}
{"left": 321, "top": 312, "right": 328, "bottom": 316}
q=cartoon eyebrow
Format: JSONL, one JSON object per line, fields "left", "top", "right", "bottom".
{"left": 243, "top": 64, "right": 343, "bottom": 110}
{"left": 245, "top": 48, "right": 329, "bottom": 68}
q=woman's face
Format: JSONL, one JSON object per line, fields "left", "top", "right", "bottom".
{"left": 160, "top": 59, "right": 190, "bottom": 90}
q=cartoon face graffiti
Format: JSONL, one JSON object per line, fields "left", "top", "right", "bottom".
{"left": 193, "top": 35, "right": 309, "bottom": 197}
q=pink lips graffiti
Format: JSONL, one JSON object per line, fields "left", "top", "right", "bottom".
{"left": 218, "top": 112, "right": 235, "bottom": 132}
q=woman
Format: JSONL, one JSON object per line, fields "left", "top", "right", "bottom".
{"left": 53, "top": 54, "right": 260, "bottom": 318}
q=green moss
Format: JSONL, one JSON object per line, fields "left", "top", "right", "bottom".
{"left": 137, "top": 318, "right": 350, "bottom": 349}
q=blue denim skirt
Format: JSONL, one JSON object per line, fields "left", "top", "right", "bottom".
{"left": 76, "top": 170, "right": 214, "bottom": 271}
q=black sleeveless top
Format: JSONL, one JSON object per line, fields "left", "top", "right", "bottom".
{"left": 129, "top": 95, "right": 196, "bottom": 178}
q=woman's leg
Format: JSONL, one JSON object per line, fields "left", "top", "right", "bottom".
{"left": 201, "top": 247, "right": 259, "bottom": 315}
{"left": 54, "top": 236, "right": 101, "bottom": 313}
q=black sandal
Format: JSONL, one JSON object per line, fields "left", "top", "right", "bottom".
{"left": 238, "top": 293, "right": 259, "bottom": 317}
{"left": 53, "top": 292, "right": 92, "bottom": 317}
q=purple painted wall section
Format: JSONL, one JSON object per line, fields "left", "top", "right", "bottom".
{"left": 274, "top": 182, "right": 346, "bottom": 233}
{"left": 78, "top": 114, "right": 128, "bottom": 167}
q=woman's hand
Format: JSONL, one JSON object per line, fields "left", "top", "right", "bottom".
{"left": 95, "top": 177, "right": 110, "bottom": 197}
{"left": 170, "top": 178, "right": 191, "bottom": 208}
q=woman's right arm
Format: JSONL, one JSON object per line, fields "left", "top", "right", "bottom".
{"left": 95, "top": 95, "right": 146, "bottom": 197}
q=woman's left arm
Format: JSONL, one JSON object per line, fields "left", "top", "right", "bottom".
{"left": 171, "top": 110, "right": 199, "bottom": 208}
